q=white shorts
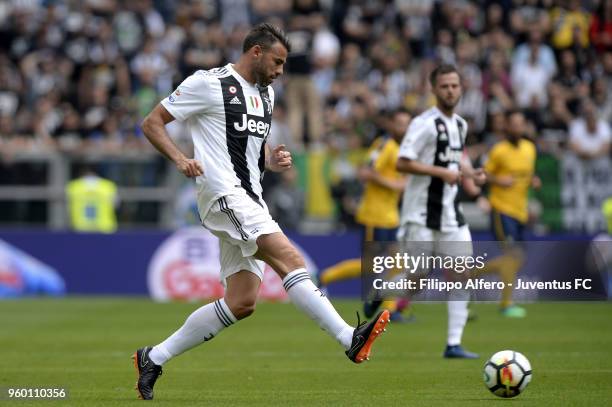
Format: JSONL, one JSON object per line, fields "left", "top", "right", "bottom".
{"left": 397, "top": 223, "right": 473, "bottom": 257}
{"left": 199, "top": 192, "right": 282, "bottom": 285}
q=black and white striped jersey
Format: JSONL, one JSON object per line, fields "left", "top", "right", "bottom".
{"left": 398, "top": 106, "right": 468, "bottom": 232}
{"left": 161, "top": 64, "right": 274, "bottom": 216}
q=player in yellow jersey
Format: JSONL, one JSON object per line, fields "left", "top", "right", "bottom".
{"left": 481, "top": 109, "right": 540, "bottom": 318}
{"left": 318, "top": 109, "right": 411, "bottom": 321}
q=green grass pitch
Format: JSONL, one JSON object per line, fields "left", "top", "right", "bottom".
{"left": 1, "top": 298, "right": 611, "bottom": 406}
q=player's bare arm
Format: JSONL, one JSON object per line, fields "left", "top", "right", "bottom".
{"left": 358, "top": 166, "right": 406, "bottom": 192}
{"left": 462, "top": 173, "right": 482, "bottom": 197}
{"left": 460, "top": 151, "right": 483, "bottom": 196}
{"left": 486, "top": 172, "right": 515, "bottom": 188}
{"left": 460, "top": 155, "right": 486, "bottom": 194}
{"left": 142, "top": 104, "right": 203, "bottom": 178}
{"left": 265, "top": 143, "right": 292, "bottom": 172}
{"left": 396, "top": 157, "right": 460, "bottom": 185}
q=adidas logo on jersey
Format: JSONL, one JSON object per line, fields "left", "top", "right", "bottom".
{"left": 230, "top": 96, "right": 241, "bottom": 105}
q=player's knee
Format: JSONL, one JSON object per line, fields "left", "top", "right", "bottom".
{"left": 231, "top": 300, "right": 257, "bottom": 320}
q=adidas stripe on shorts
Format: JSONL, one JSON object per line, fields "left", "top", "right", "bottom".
{"left": 199, "top": 190, "right": 282, "bottom": 285}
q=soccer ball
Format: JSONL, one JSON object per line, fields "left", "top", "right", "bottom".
{"left": 483, "top": 350, "right": 532, "bottom": 398}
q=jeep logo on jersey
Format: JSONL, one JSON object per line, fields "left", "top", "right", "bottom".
{"left": 438, "top": 146, "right": 463, "bottom": 163}
{"left": 233, "top": 114, "right": 270, "bottom": 138}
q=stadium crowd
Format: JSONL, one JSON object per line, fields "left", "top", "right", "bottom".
{"left": 0, "top": 0, "right": 610, "bottom": 228}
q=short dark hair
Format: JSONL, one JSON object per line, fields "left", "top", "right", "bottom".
{"left": 243, "top": 23, "right": 291, "bottom": 53}
{"left": 429, "top": 64, "right": 460, "bottom": 86}
{"left": 506, "top": 108, "right": 524, "bottom": 119}
{"left": 392, "top": 107, "right": 411, "bottom": 118}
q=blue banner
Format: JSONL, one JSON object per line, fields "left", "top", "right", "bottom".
{"left": 0, "top": 229, "right": 598, "bottom": 297}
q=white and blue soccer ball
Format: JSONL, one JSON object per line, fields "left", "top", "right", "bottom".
{"left": 483, "top": 350, "right": 532, "bottom": 398}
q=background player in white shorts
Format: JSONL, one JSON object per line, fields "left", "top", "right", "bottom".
{"left": 132, "top": 23, "right": 390, "bottom": 400}
{"left": 396, "top": 64, "right": 486, "bottom": 359}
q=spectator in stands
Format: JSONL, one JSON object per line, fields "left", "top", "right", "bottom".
{"left": 592, "top": 77, "right": 611, "bottom": 122}
{"left": 32, "top": 93, "right": 62, "bottom": 143}
{"left": 434, "top": 28, "right": 455, "bottom": 65}
{"left": 511, "top": 41, "right": 552, "bottom": 110}
{"left": 20, "top": 50, "right": 70, "bottom": 106}
{"left": 337, "top": 42, "right": 370, "bottom": 82}
{"left": 112, "top": 4, "right": 146, "bottom": 56}
{"left": 339, "top": 0, "right": 381, "bottom": 47}
{"left": 510, "top": 0, "right": 550, "bottom": 37}
{"left": 554, "top": 49, "right": 588, "bottom": 114}
{"left": 181, "top": 22, "right": 225, "bottom": 76}
{"left": 0, "top": 54, "right": 22, "bottom": 117}
{"left": 482, "top": 51, "right": 514, "bottom": 113}
{"left": 285, "top": 0, "right": 325, "bottom": 150}
{"left": 81, "top": 84, "right": 110, "bottom": 139}
{"left": 538, "top": 84, "right": 574, "bottom": 155}
{"left": 603, "top": 51, "right": 612, "bottom": 79}
{"left": 480, "top": 26, "right": 515, "bottom": 64}
{"left": 568, "top": 99, "right": 611, "bottom": 161}
{"left": 311, "top": 14, "right": 341, "bottom": 99}
{"left": 216, "top": 0, "right": 247, "bottom": 30}
{"left": 483, "top": 3, "right": 509, "bottom": 34}
{"left": 396, "top": 0, "right": 434, "bottom": 58}
{"left": 550, "top": 0, "right": 592, "bottom": 50}
{"left": 251, "top": 0, "right": 291, "bottom": 23}
{"left": 131, "top": 36, "right": 171, "bottom": 94}
{"left": 513, "top": 27, "right": 558, "bottom": 78}
{"left": 457, "top": 57, "right": 486, "bottom": 134}
{"left": 483, "top": 111, "right": 507, "bottom": 147}
{"left": 53, "top": 103, "right": 82, "bottom": 150}
{"left": 590, "top": 0, "right": 612, "bottom": 54}
{"left": 367, "top": 29, "right": 410, "bottom": 111}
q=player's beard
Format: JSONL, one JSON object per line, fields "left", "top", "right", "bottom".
{"left": 508, "top": 132, "right": 522, "bottom": 142}
{"left": 253, "top": 62, "right": 271, "bottom": 87}
{"left": 438, "top": 95, "right": 459, "bottom": 112}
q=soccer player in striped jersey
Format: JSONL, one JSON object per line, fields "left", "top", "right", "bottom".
{"left": 133, "top": 24, "right": 390, "bottom": 400}
{"left": 396, "top": 64, "right": 485, "bottom": 359}
{"left": 318, "top": 109, "right": 412, "bottom": 321}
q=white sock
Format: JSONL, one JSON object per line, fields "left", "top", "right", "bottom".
{"left": 283, "top": 268, "right": 354, "bottom": 350}
{"left": 149, "top": 298, "right": 237, "bottom": 365}
{"left": 447, "top": 290, "right": 470, "bottom": 346}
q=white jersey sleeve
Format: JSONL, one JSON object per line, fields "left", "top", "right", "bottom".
{"left": 161, "top": 73, "right": 215, "bottom": 121}
{"left": 399, "top": 116, "right": 433, "bottom": 161}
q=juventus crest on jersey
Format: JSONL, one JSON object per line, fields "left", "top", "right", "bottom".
{"left": 161, "top": 64, "right": 274, "bottom": 216}
{"left": 398, "top": 106, "right": 468, "bottom": 232}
